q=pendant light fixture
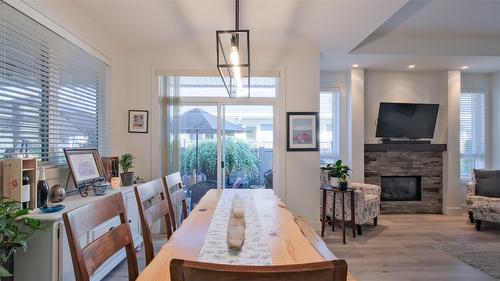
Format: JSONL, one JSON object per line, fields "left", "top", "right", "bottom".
{"left": 216, "top": 0, "right": 250, "bottom": 98}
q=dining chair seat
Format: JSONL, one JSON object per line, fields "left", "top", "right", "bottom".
{"left": 170, "top": 259, "right": 348, "bottom": 281}
{"left": 62, "top": 193, "right": 138, "bottom": 281}
{"left": 135, "top": 178, "right": 173, "bottom": 265}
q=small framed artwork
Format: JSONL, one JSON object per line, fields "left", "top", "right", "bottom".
{"left": 287, "top": 112, "right": 319, "bottom": 151}
{"left": 128, "top": 110, "right": 149, "bottom": 133}
{"left": 63, "top": 148, "right": 105, "bottom": 187}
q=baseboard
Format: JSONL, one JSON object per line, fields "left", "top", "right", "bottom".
{"left": 444, "top": 206, "right": 464, "bottom": 215}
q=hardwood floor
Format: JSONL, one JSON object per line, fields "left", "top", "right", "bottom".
{"left": 324, "top": 214, "right": 500, "bottom": 281}
{"left": 104, "top": 214, "right": 500, "bottom": 281}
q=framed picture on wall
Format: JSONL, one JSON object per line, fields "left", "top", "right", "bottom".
{"left": 128, "top": 110, "right": 149, "bottom": 133}
{"left": 287, "top": 112, "right": 319, "bottom": 151}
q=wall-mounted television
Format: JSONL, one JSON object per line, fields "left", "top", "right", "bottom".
{"left": 375, "top": 102, "right": 439, "bottom": 139}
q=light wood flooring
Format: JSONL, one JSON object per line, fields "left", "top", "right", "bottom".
{"left": 104, "top": 214, "right": 500, "bottom": 281}
{"left": 324, "top": 214, "right": 500, "bottom": 281}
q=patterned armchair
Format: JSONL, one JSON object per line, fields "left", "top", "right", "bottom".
{"left": 321, "top": 171, "right": 381, "bottom": 235}
{"left": 465, "top": 169, "right": 500, "bottom": 231}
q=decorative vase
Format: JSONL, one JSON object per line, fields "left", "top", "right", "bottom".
{"left": 120, "top": 172, "right": 135, "bottom": 186}
{"left": 338, "top": 181, "right": 348, "bottom": 190}
{"left": 2, "top": 255, "right": 14, "bottom": 281}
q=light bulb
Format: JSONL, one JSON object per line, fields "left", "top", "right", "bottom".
{"left": 230, "top": 46, "right": 240, "bottom": 65}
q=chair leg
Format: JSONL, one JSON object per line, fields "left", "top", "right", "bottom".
{"left": 475, "top": 220, "right": 482, "bottom": 231}
{"left": 374, "top": 217, "right": 378, "bottom": 226}
{"left": 468, "top": 211, "right": 475, "bottom": 223}
{"left": 357, "top": 224, "right": 362, "bottom": 235}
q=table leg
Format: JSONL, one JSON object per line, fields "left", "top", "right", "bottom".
{"left": 342, "top": 193, "right": 346, "bottom": 244}
{"left": 321, "top": 189, "right": 326, "bottom": 237}
{"left": 351, "top": 191, "right": 356, "bottom": 238}
{"left": 332, "top": 192, "right": 336, "bottom": 232}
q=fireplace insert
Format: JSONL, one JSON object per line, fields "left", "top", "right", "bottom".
{"left": 381, "top": 176, "right": 422, "bottom": 201}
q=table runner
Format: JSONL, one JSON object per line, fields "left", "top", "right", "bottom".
{"left": 197, "top": 189, "right": 272, "bottom": 265}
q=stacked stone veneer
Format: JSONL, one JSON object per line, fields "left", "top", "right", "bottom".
{"left": 365, "top": 150, "right": 443, "bottom": 214}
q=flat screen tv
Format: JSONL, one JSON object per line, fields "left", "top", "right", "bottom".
{"left": 375, "top": 102, "right": 439, "bottom": 139}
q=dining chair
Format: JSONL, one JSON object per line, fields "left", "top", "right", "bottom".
{"left": 134, "top": 179, "right": 173, "bottom": 265}
{"left": 170, "top": 259, "right": 348, "bottom": 281}
{"left": 62, "top": 193, "right": 138, "bottom": 281}
{"left": 189, "top": 180, "right": 217, "bottom": 210}
{"left": 163, "top": 172, "right": 188, "bottom": 231}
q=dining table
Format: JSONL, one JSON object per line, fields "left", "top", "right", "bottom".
{"left": 137, "top": 188, "right": 352, "bottom": 281}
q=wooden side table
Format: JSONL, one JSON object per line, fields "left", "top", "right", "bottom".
{"left": 321, "top": 185, "right": 356, "bottom": 244}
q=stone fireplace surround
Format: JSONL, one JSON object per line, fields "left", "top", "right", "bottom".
{"left": 364, "top": 144, "right": 447, "bottom": 214}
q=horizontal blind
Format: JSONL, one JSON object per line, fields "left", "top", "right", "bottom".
{"left": 320, "top": 89, "right": 340, "bottom": 164}
{"left": 0, "top": 1, "right": 108, "bottom": 164}
{"left": 460, "top": 91, "right": 486, "bottom": 180}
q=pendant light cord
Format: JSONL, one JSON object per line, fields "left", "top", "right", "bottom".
{"left": 235, "top": 0, "right": 239, "bottom": 30}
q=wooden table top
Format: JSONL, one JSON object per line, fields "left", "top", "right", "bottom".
{"left": 137, "top": 189, "right": 333, "bottom": 281}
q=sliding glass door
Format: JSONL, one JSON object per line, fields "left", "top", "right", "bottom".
{"left": 222, "top": 105, "right": 273, "bottom": 189}
{"left": 165, "top": 75, "right": 277, "bottom": 193}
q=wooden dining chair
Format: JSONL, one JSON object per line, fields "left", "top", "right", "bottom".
{"left": 62, "top": 193, "right": 138, "bottom": 281}
{"left": 163, "top": 172, "right": 188, "bottom": 231}
{"left": 170, "top": 259, "right": 348, "bottom": 281}
{"left": 134, "top": 179, "right": 173, "bottom": 265}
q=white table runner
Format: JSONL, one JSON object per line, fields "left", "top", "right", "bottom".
{"left": 197, "top": 189, "right": 272, "bottom": 265}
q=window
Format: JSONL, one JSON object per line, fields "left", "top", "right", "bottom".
{"left": 171, "top": 76, "right": 276, "bottom": 98}
{"left": 460, "top": 91, "right": 487, "bottom": 180}
{"left": 319, "top": 89, "right": 340, "bottom": 164}
{"left": 0, "top": 3, "right": 108, "bottom": 164}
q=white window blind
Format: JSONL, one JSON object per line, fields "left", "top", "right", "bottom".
{"left": 0, "top": 2, "right": 108, "bottom": 164}
{"left": 460, "top": 91, "right": 487, "bottom": 180}
{"left": 320, "top": 89, "right": 340, "bottom": 164}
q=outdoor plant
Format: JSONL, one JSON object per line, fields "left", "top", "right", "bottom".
{"left": 119, "top": 153, "right": 135, "bottom": 173}
{"left": 181, "top": 138, "right": 260, "bottom": 185}
{"left": 321, "top": 160, "right": 351, "bottom": 183}
{"left": 0, "top": 199, "right": 43, "bottom": 277}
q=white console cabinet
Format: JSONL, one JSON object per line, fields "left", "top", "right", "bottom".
{"left": 14, "top": 186, "right": 143, "bottom": 281}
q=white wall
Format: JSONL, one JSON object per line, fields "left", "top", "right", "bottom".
{"left": 349, "top": 69, "right": 365, "bottom": 182}
{"left": 364, "top": 70, "right": 447, "bottom": 144}
{"left": 491, "top": 72, "right": 500, "bottom": 168}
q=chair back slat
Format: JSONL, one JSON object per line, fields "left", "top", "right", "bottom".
{"left": 81, "top": 223, "right": 132, "bottom": 275}
{"left": 170, "top": 259, "right": 348, "bottom": 281}
{"left": 62, "top": 193, "right": 138, "bottom": 281}
{"left": 135, "top": 179, "right": 173, "bottom": 265}
{"left": 163, "top": 172, "right": 188, "bottom": 230}
{"left": 65, "top": 193, "right": 126, "bottom": 237}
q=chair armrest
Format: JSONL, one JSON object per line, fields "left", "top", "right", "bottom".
{"left": 352, "top": 182, "right": 381, "bottom": 197}
{"left": 465, "top": 181, "right": 476, "bottom": 206}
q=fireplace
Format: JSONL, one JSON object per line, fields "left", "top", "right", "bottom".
{"left": 365, "top": 143, "right": 446, "bottom": 214}
{"left": 381, "top": 176, "right": 421, "bottom": 201}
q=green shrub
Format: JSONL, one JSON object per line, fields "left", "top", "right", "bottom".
{"left": 181, "top": 138, "right": 259, "bottom": 185}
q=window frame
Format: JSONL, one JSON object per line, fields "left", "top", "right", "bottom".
{"left": 319, "top": 88, "right": 340, "bottom": 164}
{"left": 0, "top": 1, "right": 109, "bottom": 165}
{"left": 459, "top": 88, "right": 489, "bottom": 181}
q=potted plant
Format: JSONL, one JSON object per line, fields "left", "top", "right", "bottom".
{"left": 321, "top": 160, "right": 351, "bottom": 190}
{"left": 119, "top": 153, "right": 135, "bottom": 186}
{"left": 1, "top": 199, "right": 43, "bottom": 279}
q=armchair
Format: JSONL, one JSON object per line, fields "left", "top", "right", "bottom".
{"left": 466, "top": 169, "right": 500, "bottom": 231}
{"left": 321, "top": 171, "right": 381, "bottom": 235}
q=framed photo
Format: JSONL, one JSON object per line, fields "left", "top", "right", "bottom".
{"left": 287, "top": 112, "right": 319, "bottom": 151}
{"left": 64, "top": 148, "right": 105, "bottom": 188}
{"left": 128, "top": 110, "right": 149, "bottom": 133}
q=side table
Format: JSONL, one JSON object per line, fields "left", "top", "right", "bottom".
{"left": 321, "top": 185, "right": 356, "bottom": 244}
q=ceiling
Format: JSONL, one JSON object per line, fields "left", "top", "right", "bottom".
{"left": 68, "top": 0, "right": 500, "bottom": 73}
